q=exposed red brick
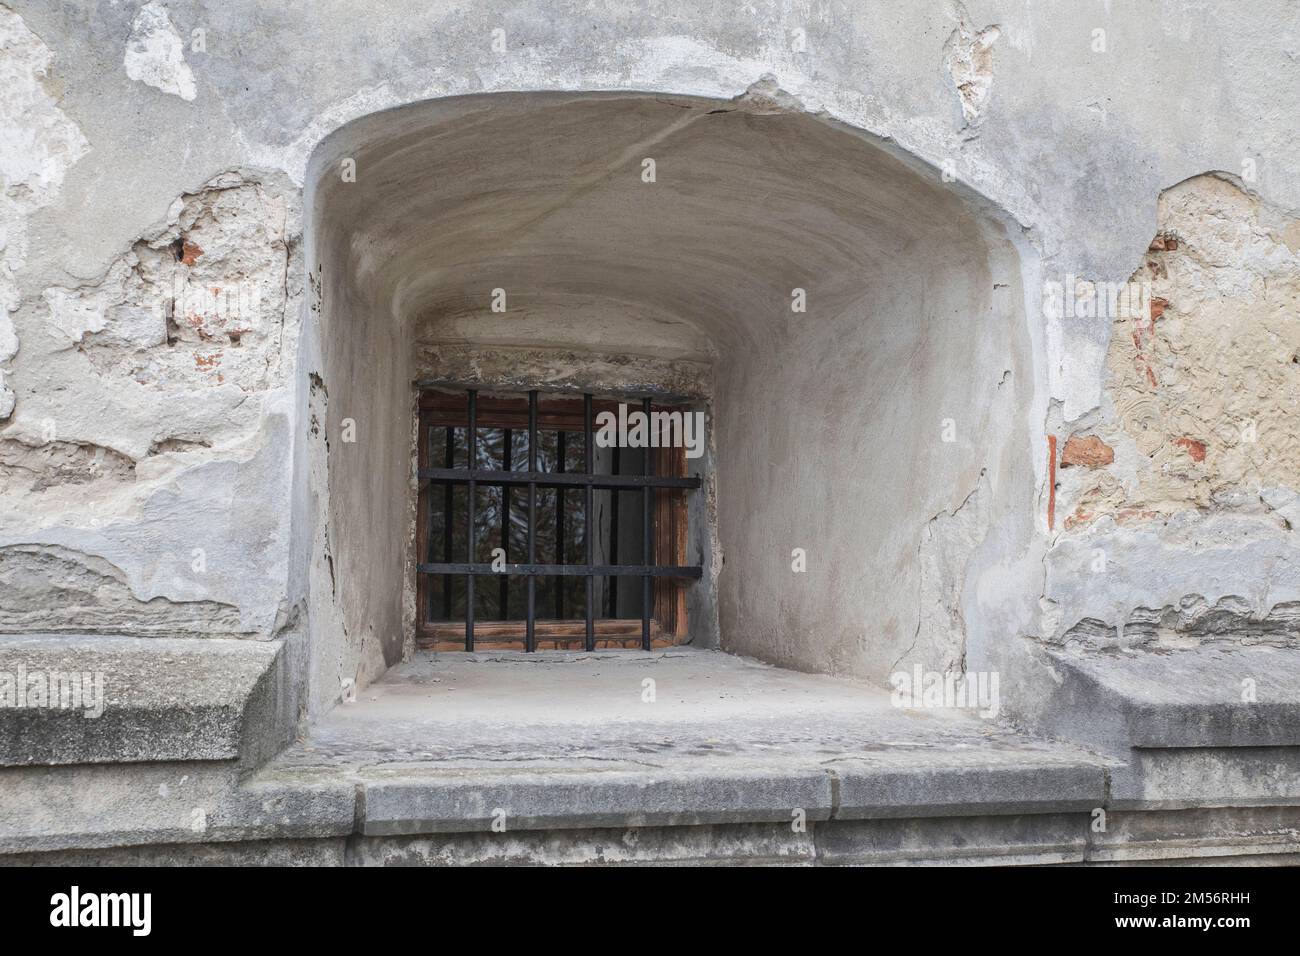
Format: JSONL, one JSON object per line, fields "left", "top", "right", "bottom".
{"left": 1064, "top": 507, "right": 1094, "bottom": 531}
{"left": 1059, "top": 434, "right": 1114, "bottom": 468}
{"left": 1175, "top": 437, "right": 1206, "bottom": 462}
{"left": 1047, "top": 434, "right": 1058, "bottom": 531}
{"left": 1129, "top": 297, "right": 1163, "bottom": 387}
{"left": 180, "top": 239, "right": 203, "bottom": 266}
{"left": 1148, "top": 234, "right": 1180, "bottom": 252}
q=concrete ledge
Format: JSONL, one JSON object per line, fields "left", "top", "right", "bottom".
{"left": 347, "top": 750, "right": 1111, "bottom": 835}
{"left": 1049, "top": 646, "right": 1300, "bottom": 748}
{"left": 815, "top": 813, "right": 1090, "bottom": 866}
{"left": 0, "top": 751, "right": 1109, "bottom": 855}
{"left": 0, "top": 647, "right": 1120, "bottom": 854}
{"left": 0, "top": 762, "right": 356, "bottom": 855}
{"left": 0, "top": 635, "right": 286, "bottom": 766}
{"left": 2, "top": 838, "right": 349, "bottom": 867}
{"left": 833, "top": 757, "right": 1107, "bottom": 818}
{"left": 9, "top": 805, "right": 1300, "bottom": 866}
{"left": 261, "top": 649, "right": 1116, "bottom": 836}
{"left": 6, "top": 743, "right": 1298, "bottom": 864}
{"left": 362, "top": 768, "right": 833, "bottom": 835}
{"left": 1088, "top": 805, "right": 1300, "bottom": 863}
{"left": 1116, "top": 745, "right": 1300, "bottom": 809}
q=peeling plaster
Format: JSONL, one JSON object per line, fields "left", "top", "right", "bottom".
{"left": 0, "top": 4, "right": 89, "bottom": 419}
{"left": 0, "top": 437, "right": 135, "bottom": 492}
{"left": 123, "top": 1, "right": 196, "bottom": 102}
{"left": 942, "top": 8, "right": 1001, "bottom": 127}
{"left": 0, "top": 543, "right": 243, "bottom": 637}
{"left": 1061, "top": 174, "right": 1300, "bottom": 529}
{"left": 40, "top": 172, "right": 290, "bottom": 392}
{"left": 1042, "top": 510, "right": 1300, "bottom": 647}
{"left": 1041, "top": 175, "right": 1300, "bottom": 650}
{"left": 0, "top": 170, "right": 300, "bottom": 638}
{"left": 1064, "top": 596, "right": 1300, "bottom": 651}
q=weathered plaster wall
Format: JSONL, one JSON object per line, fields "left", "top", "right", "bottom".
{"left": 0, "top": 0, "right": 1295, "bottom": 722}
{"left": 0, "top": 163, "right": 300, "bottom": 638}
{"left": 1041, "top": 173, "right": 1300, "bottom": 650}
{"left": 304, "top": 93, "right": 740, "bottom": 702}
{"left": 707, "top": 130, "right": 1031, "bottom": 680}
{"left": 1063, "top": 175, "right": 1300, "bottom": 525}
{"left": 0, "top": 5, "right": 88, "bottom": 419}
{"left": 301, "top": 90, "right": 1034, "bottom": 688}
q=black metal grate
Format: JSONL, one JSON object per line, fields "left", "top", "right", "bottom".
{"left": 417, "top": 388, "right": 702, "bottom": 651}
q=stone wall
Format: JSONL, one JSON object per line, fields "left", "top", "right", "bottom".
{"left": 0, "top": 0, "right": 1296, "bottom": 726}
{"left": 1041, "top": 174, "right": 1300, "bottom": 652}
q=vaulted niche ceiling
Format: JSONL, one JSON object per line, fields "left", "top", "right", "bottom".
{"left": 307, "top": 91, "right": 1032, "bottom": 683}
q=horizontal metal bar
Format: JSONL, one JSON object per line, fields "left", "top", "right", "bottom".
{"left": 418, "top": 467, "right": 699, "bottom": 490}
{"left": 415, "top": 378, "right": 700, "bottom": 404}
{"left": 417, "top": 563, "right": 703, "bottom": 579}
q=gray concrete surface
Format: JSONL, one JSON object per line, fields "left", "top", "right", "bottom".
{"left": 272, "top": 648, "right": 1098, "bottom": 768}
{"left": 1051, "top": 645, "right": 1300, "bottom": 749}
{"left": 10, "top": 647, "right": 1300, "bottom": 864}
{"left": 0, "top": 633, "right": 292, "bottom": 766}
{"left": 260, "top": 648, "right": 1112, "bottom": 833}
{"left": 0, "top": 760, "right": 355, "bottom": 855}
{"left": 13, "top": 810, "right": 1300, "bottom": 866}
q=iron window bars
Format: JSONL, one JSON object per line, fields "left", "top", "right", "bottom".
{"left": 416, "top": 388, "right": 702, "bottom": 651}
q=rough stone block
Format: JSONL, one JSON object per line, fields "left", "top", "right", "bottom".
{"left": 362, "top": 767, "right": 833, "bottom": 835}
{"left": 0, "top": 634, "right": 289, "bottom": 766}
{"left": 1050, "top": 646, "right": 1300, "bottom": 749}
{"left": 815, "top": 813, "right": 1089, "bottom": 866}
{"left": 832, "top": 756, "right": 1106, "bottom": 819}
{"left": 0, "top": 761, "right": 356, "bottom": 855}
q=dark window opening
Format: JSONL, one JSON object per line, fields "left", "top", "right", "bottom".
{"left": 416, "top": 388, "right": 702, "bottom": 651}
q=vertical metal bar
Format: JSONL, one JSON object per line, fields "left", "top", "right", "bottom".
{"left": 442, "top": 426, "right": 453, "bottom": 619}
{"left": 608, "top": 446, "right": 620, "bottom": 618}
{"left": 465, "top": 390, "right": 478, "bottom": 652}
{"left": 555, "top": 431, "right": 566, "bottom": 619}
{"left": 500, "top": 428, "right": 511, "bottom": 620}
{"left": 642, "top": 396, "right": 653, "bottom": 651}
{"left": 423, "top": 426, "right": 437, "bottom": 621}
{"left": 584, "top": 394, "right": 595, "bottom": 652}
{"left": 526, "top": 390, "right": 538, "bottom": 652}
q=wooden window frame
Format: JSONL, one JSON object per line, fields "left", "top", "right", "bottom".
{"left": 415, "top": 389, "right": 694, "bottom": 651}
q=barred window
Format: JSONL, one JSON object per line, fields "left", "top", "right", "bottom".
{"left": 416, "top": 388, "right": 701, "bottom": 651}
